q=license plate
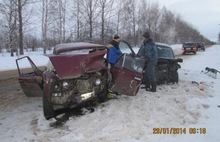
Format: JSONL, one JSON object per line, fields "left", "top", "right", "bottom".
{"left": 81, "top": 92, "right": 93, "bottom": 100}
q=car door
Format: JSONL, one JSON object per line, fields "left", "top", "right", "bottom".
{"left": 110, "top": 41, "right": 145, "bottom": 96}
{"left": 16, "top": 56, "right": 44, "bottom": 97}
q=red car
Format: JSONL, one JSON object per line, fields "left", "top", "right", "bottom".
{"left": 182, "top": 42, "right": 197, "bottom": 55}
{"left": 16, "top": 42, "right": 145, "bottom": 120}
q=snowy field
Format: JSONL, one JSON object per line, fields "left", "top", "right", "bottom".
{"left": 0, "top": 44, "right": 220, "bottom": 142}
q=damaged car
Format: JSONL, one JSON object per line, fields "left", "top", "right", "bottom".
{"left": 16, "top": 42, "right": 146, "bottom": 120}
{"left": 132, "top": 42, "right": 183, "bottom": 84}
{"left": 155, "top": 43, "right": 183, "bottom": 84}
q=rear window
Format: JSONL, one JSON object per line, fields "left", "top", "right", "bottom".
{"left": 59, "top": 49, "right": 91, "bottom": 55}
{"left": 183, "top": 43, "right": 195, "bottom": 46}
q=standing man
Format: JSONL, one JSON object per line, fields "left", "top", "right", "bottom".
{"left": 107, "top": 34, "right": 123, "bottom": 99}
{"left": 107, "top": 34, "right": 123, "bottom": 65}
{"left": 139, "top": 31, "right": 158, "bottom": 92}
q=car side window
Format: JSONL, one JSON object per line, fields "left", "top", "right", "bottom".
{"left": 114, "top": 54, "right": 145, "bottom": 73}
{"left": 119, "top": 41, "right": 135, "bottom": 54}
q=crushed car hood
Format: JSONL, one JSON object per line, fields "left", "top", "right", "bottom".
{"left": 46, "top": 50, "right": 107, "bottom": 79}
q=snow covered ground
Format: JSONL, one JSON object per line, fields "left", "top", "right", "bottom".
{"left": 0, "top": 44, "right": 220, "bottom": 142}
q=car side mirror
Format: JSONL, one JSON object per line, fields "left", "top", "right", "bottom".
{"left": 176, "top": 58, "right": 183, "bottom": 63}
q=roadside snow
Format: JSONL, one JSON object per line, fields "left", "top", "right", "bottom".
{"left": 0, "top": 45, "right": 220, "bottom": 142}
{"left": 0, "top": 50, "right": 51, "bottom": 71}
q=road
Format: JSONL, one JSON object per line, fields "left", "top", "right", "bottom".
{"left": 0, "top": 70, "right": 20, "bottom": 96}
{"left": 0, "top": 66, "right": 45, "bottom": 96}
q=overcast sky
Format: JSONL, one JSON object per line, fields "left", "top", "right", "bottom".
{"left": 151, "top": 0, "right": 220, "bottom": 42}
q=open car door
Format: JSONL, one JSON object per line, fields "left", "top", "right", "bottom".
{"left": 16, "top": 56, "right": 44, "bottom": 97}
{"left": 110, "top": 41, "right": 146, "bottom": 96}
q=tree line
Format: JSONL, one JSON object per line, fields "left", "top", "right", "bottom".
{"left": 0, "top": 0, "right": 214, "bottom": 56}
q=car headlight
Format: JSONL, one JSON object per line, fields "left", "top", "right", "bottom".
{"left": 95, "top": 79, "right": 101, "bottom": 85}
{"left": 62, "top": 81, "right": 69, "bottom": 89}
{"left": 53, "top": 83, "right": 61, "bottom": 91}
{"left": 170, "top": 64, "right": 179, "bottom": 71}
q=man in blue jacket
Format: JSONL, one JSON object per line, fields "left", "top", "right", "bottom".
{"left": 107, "top": 34, "right": 122, "bottom": 65}
{"left": 107, "top": 34, "right": 123, "bottom": 99}
{"left": 138, "top": 31, "right": 158, "bottom": 92}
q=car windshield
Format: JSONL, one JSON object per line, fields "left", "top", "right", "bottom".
{"left": 157, "top": 45, "right": 174, "bottom": 59}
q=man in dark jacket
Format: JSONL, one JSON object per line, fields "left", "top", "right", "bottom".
{"left": 107, "top": 34, "right": 122, "bottom": 64}
{"left": 139, "top": 31, "right": 158, "bottom": 92}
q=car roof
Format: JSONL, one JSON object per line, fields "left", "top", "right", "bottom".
{"left": 183, "top": 42, "right": 195, "bottom": 44}
{"left": 155, "top": 42, "right": 171, "bottom": 48}
{"left": 53, "top": 42, "right": 108, "bottom": 54}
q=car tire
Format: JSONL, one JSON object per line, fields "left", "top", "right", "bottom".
{"left": 169, "top": 71, "right": 179, "bottom": 84}
{"left": 43, "top": 94, "right": 54, "bottom": 120}
{"left": 97, "top": 83, "right": 108, "bottom": 103}
{"left": 194, "top": 52, "right": 196, "bottom": 55}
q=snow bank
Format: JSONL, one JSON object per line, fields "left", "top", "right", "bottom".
{"left": 170, "top": 44, "right": 183, "bottom": 56}
{"left": 0, "top": 51, "right": 51, "bottom": 71}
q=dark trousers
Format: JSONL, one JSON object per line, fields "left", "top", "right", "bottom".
{"left": 145, "top": 59, "right": 157, "bottom": 82}
{"left": 144, "top": 59, "right": 157, "bottom": 92}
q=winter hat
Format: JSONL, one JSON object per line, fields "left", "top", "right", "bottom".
{"left": 143, "top": 31, "right": 150, "bottom": 39}
{"left": 113, "top": 34, "right": 120, "bottom": 39}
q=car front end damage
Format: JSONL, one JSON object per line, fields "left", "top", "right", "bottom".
{"left": 156, "top": 58, "right": 182, "bottom": 84}
{"left": 43, "top": 70, "right": 108, "bottom": 119}
{"left": 155, "top": 43, "right": 183, "bottom": 84}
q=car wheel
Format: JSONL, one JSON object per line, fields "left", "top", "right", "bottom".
{"left": 43, "top": 94, "right": 54, "bottom": 120}
{"left": 169, "top": 71, "right": 179, "bottom": 84}
{"left": 194, "top": 52, "right": 196, "bottom": 55}
{"left": 97, "top": 83, "right": 108, "bottom": 103}
{"left": 182, "top": 52, "right": 185, "bottom": 55}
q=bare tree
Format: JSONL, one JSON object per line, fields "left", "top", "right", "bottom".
{"left": 73, "top": 0, "right": 83, "bottom": 40}
{"left": 58, "top": 0, "right": 67, "bottom": 43}
{"left": 119, "top": 0, "right": 138, "bottom": 45}
{"left": 17, "top": 0, "right": 24, "bottom": 55}
{"left": 143, "top": 1, "right": 161, "bottom": 41}
{"left": 98, "top": 0, "right": 114, "bottom": 43}
{"left": 80, "top": 0, "right": 99, "bottom": 40}
{"left": 137, "top": 0, "right": 148, "bottom": 34}
{"left": 46, "top": 0, "right": 71, "bottom": 44}
{"left": 0, "top": 0, "right": 213, "bottom": 51}
{"left": 41, "top": 0, "right": 48, "bottom": 54}
{"left": 17, "top": 0, "right": 35, "bottom": 55}
{"left": 158, "top": 8, "right": 176, "bottom": 44}
{"left": 0, "top": 0, "right": 18, "bottom": 56}
{"left": 150, "top": 2, "right": 161, "bottom": 41}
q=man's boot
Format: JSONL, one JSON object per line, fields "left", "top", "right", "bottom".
{"left": 145, "top": 81, "right": 151, "bottom": 91}
{"left": 150, "top": 81, "right": 157, "bottom": 92}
